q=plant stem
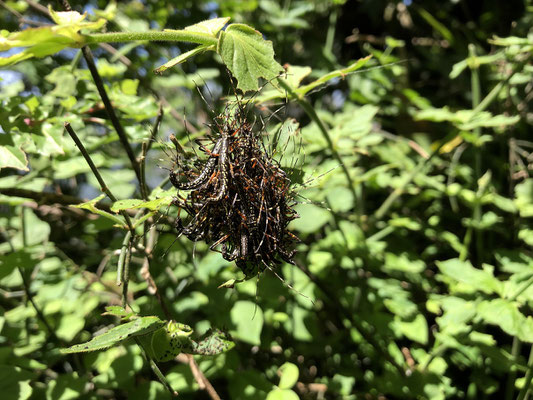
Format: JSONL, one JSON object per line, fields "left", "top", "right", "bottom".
{"left": 468, "top": 44, "right": 483, "bottom": 265}
{"left": 85, "top": 31, "right": 218, "bottom": 47}
{"left": 517, "top": 345, "right": 533, "bottom": 400}
{"left": 123, "top": 235, "right": 133, "bottom": 308}
{"left": 276, "top": 78, "right": 361, "bottom": 223}
{"left": 505, "top": 336, "right": 521, "bottom": 400}
{"left": 59, "top": 0, "right": 142, "bottom": 186}
{"left": 80, "top": 46, "right": 142, "bottom": 183}
{"left": 374, "top": 136, "right": 447, "bottom": 220}
{"left": 296, "top": 56, "right": 372, "bottom": 96}
{"left": 64, "top": 123, "right": 116, "bottom": 203}
{"left": 187, "top": 355, "right": 221, "bottom": 400}
{"left": 2, "top": 218, "right": 56, "bottom": 339}
{"left": 509, "top": 274, "right": 533, "bottom": 301}
{"left": 139, "top": 103, "right": 164, "bottom": 200}
{"left": 134, "top": 338, "right": 178, "bottom": 397}
{"left": 64, "top": 122, "right": 134, "bottom": 230}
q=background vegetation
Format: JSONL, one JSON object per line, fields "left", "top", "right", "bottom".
{"left": 1, "top": 0, "right": 533, "bottom": 399}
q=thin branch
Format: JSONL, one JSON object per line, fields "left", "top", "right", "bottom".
{"left": 64, "top": 123, "right": 116, "bottom": 202}
{"left": 517, "top": 345, "right": 533, "bottom": 400}
{"left": 80, "top": 45, "right": 143, "bottom": 185}
{"left": 145, "top": 102, "right": 164, "bottom": 153}
{"left": 64, "top": 122, "right": 134, "bottom": 230}
{"left": 276, "top": 78, "right": 361, "bottom": 223}
{"left": 140, "top": 141, "right": 149, "bottom": 201}
{"left": 140, "top": 103, "right": 164, "bottom": 200}
{"left": 1, "top": 219, "right": 56, "bottom": 339}
{"left": 117, "top": 230, "right": 132, "bottom": 286}
{"left": 97, "top": 42, "right": 132, "bottom": 67}
{"left": 58, "top": 0, "right": 141, "bottom": 186}
{"left": 140, "top": 224, "right": 172, "bottom": 320}
{"left": 24, "top": 0, "right": 49, "bottom": 15}
{"left": 18, "top": 266, "right": 57, "bottom": 337}
{"left": 181, "top": 354, "right": 221, "bottom": 400}
{"left": 134, "top": 338, "right": 178, "bottom": 397}
{"left": 0, "top": 188, "right": 90, "bottom": 207}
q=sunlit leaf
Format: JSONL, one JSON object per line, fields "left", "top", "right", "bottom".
{"left": 230, "top": 301, "right": 263, "bottom": 345}
{"left": 217, "top": 23, "right": 283, "bottom": 92}
{"left": 183, "top": 17, "right": 230, "bottom": 35}
{"left": 154, "top": 45, "right": 214, "bottom": 74}
{"left": 0, "top": 7, "right": 105, "bottom": 66}
{"left": 278, "top": 362, "right": 299, "bottom": 389}
{"left": 72, "top": 195, "right": 127, "bottom": 228}
{"left": 0, "top": 144, "right": 28, "bottom": 171}
{"left": 61, "top": 316, "right": 165, "bottom": 353}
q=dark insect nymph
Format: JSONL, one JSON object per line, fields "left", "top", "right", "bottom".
{"left": 169, "top": 101, "right": 299, "bottom": 279}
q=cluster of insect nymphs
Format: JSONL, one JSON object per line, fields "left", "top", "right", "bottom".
{"left": 169, "top": 101, "right": 300, "bottom": 281}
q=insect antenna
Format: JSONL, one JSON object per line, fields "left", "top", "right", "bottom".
{"left": 259, "top": 260, "right": 315, "bottom": 305}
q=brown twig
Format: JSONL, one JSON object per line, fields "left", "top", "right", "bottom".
{"left": 0, "top": 188, "right": 92, "bottom": 207}
{"left": 24, "top": 0, "right": 49, "bottom": 15}
{"left": 97, "top": 42, "right": 132, "bottom": 67}
{"left": 176, "top": 354, "right": 221, "bottom": 400}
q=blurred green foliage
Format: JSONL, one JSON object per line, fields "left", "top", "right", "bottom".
{"left": 1, "top": 0, "right": 533, "bottom": 399}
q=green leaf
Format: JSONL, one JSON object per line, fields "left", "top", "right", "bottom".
{"left": 0, "top": 250, "right": 37, "bottom": 279}
{"left": 396, "top": 314, "right": 428, "bottom": 344}
{"left": 147, "top": 321, "right": 194, "bottom": 362}
{"left": 230, "top": 300, "right": 263, "bottom": 345}
{"left": 72, "top": 195, "right": 127, "bottom": 228}
{"left": 45, "top": 373, "right": 87, "bottom": 400}
{"left": 436, "top": 258, "right": 503, "bottom": 295}
{"left": 56, "top": 314, "right": 86, "bottom": 342}
{"left": 102, "top": 306, "right": 135, "bottom": 320}
{"left": 326, "top": 187, "right": 354, "bottom": 213}
{"left": 489, "top": 35, "right": 532, "bottom": 46}
{"left": 217, "top": 23, "right": 283, "bottom": 92}
{"left": 111, "top": 199, "right": 145, "bottom": 212}
{"left": 478, "top": 299, "right": 533, "bottom": 342}
{"left": 278, "top": 362, "right": 299, "bottom": 389}
{"left": 296, "top": 56, "right": 372, "bottom": 96}
{"left": 266, "top": 389, "right": 299, "bottom": 400}
{"left": 0, "top": 144, "right": 28, "bottom": 171}
{"left": 384, "top": 253, "right": 425, "bottom": 274}
{"left": 154, "top": 44, "right": 214, "bottom": 74}
{"left": 61, "top": 316, "right": 165, "bottom": 353}
{"left": 417, "top": 8, "right": 454, "bottom": 44}
{"left": 112, "top": 196, "right": 173, "bottom": 212}
{"left": 191, "top": 329, "right": 235, "bottom": 355}
{"left": 184, "top": 17, "right": 230, "bottom": 35}
{"left": 450, "top": 52, "right": 505, "bottom": 79}
{"left": 458, "top": 114, "right": 520, "bottom": 130}
{"left": 0, "top": 365, "right": 34, "bottom": 400}
{"left": 0, "top": 7, "right": 105, "bottom": 66}
{"left": 289, "top": 204, "right": 331, "bottom": 234}
{"left": 515, "top": 179, "right": 533, "bottom": 217}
